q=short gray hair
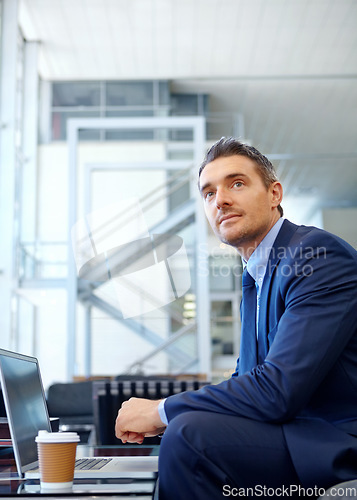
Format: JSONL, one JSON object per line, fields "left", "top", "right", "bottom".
{"left": 199, "top": 137, "right": 283, "bottom": 216}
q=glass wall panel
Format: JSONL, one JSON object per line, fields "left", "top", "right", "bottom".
{"left": 158, "top": 81, "right": 170, "bottom": 105}
{"left": 169, "top": 129, "right": 194, "bottom": 141}
{"left": 52, "top": 81, "right": 101, "bottom": 107}
{"left": 209, "top": 256, "right": 241, "bottom": 291}
{"left": 104, "top": 129, "right": 154, "bottom": 141}
{"left": 105, "top": 109, "right": 154, "bottom": 117}
{"left": 211, "top": 301, "right": 234, "bottom": 355}
{"left": 52, "top": 110, "right": 101, "bottom": 140}
{"left": 170, "top": 93, "right": 199, "bottom": 115}
{"left": 167, "top": 169, "right": 191, "bottom": 212}
{"left": 48, "top": 81, "right": 210, "bottom": 141}
{"left": 170, "top": 93, "right": 209, "bottom": 140}
{"left": 106, "top": 81, "right": 153, "bottom": 106}
{"left": 104, "top": 110, "right": 155, "bottom": 140}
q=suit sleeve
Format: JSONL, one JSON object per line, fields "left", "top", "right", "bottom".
{"left": 164, "top": 232, "right": 357, "bottom": 423}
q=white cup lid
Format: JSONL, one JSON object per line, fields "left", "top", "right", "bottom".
{"left": 35, "top": 430, "right": 80, "bottom": 443}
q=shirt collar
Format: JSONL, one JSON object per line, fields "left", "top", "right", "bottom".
{"left": 244, "top": 218, "right": 284, "bottom": 286}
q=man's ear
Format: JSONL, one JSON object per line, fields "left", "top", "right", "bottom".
{"left": 270, "top": 181, "right": 283, "bottom": 209}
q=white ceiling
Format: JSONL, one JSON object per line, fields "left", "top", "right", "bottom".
{"left": 19, "top": 0, "right": 357, "bottom": 80}
{"left": 19, "top": 0, "right": 357, "bottom": 213}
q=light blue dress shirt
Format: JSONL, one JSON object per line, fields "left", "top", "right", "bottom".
{"left": 158, "top": 218, "right": 285, "bottom": 426}
{"left": 244, "top": 217, "right": 284, "bottom": 336}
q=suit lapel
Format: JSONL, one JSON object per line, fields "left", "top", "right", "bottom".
{"left": 257, "top": 220, "right": 299, "bottom": 363}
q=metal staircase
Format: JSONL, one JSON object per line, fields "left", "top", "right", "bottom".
{"left": 75, "top": 167, "right": 199, "bottom": 374}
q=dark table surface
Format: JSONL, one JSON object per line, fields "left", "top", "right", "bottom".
{"left": 0, "top": 444, "right": 159, "bottom": 498}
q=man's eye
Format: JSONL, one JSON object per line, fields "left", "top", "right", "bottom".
{"left": 234, "top": 181, "right": 243, "bottom": 188}
{"left": 205, "top": 191, "right": 214, "bottom": 200}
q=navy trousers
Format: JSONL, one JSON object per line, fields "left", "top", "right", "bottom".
{"left": 158, "top": 411, "right": 302, "bottom": 500}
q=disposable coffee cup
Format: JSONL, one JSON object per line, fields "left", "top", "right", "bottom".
{"left": 35, "top": 430, "right": 80, "bottom": 490}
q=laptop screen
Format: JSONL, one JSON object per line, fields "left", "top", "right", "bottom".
{"left": 0, "top": 349, "right": 51, "bottom": 475}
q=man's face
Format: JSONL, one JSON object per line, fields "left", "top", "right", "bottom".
{"left": 199, "top": 155, "right": 282, "bottom": 258}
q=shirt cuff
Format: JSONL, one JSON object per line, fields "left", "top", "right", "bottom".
{"left": 158, "top": 398, "right": 168, "bottom": 425}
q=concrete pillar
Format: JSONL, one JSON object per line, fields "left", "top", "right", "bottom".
{"left": 0, "top": 0, "right": 19, "bottom": 348}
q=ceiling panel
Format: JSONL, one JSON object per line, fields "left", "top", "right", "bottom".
{"left": 19, "top": 0, "right": 357, "bottom": 79}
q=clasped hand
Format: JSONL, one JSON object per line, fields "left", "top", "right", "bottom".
{"left": 115, "top": 397, "right": 167, "bottom": 444}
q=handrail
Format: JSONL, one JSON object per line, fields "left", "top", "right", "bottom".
{"left": 75, "top": 166, "right": 193, "bottom": 252}
{"left": 87, "top": 294, "right": 195, "bottom": 367}
{"left": 77, "top": 198, "right": 195, "bottom": 285}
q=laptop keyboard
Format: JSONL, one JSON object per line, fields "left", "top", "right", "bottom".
{"left": 75, "top": 458, "right": 112, "bottom": 470}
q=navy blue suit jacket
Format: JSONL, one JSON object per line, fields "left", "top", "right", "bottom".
{"left": 164, "top": 220, "right": 357, "bottom": 487}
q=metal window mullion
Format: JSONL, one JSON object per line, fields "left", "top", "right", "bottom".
{"left": 99, "top": 81, "right": 105, "bottom": 141}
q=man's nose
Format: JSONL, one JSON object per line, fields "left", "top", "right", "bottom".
{"left": 215, "top": 188, "right": 233, "bottom": 209}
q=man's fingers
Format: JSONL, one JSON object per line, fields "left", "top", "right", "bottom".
{"left": 117, "top": 431, "right": 128, "bottom": 443}
{"left": 117, "top": 431, "right": 144, "bottom": 444}
{"left": 115, "top": 415, "right": 128, "bottom": 441}
{"left": 115, "top": 416, "right": 145, "bottom": 444}
{"left": 126, "top": 432, "right": 145, "bottom": 444}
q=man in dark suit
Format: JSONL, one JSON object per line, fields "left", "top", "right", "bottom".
{"left": 115, "top": 138, "right": 357, "bottom": 499}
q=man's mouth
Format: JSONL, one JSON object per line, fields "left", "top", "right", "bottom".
{"left": 218, "top": 214, "right": 242, "bottom": 225}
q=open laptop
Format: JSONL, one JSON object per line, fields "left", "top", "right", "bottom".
{"left": 0, "top": 348, "right": 158, "bottom": 479}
